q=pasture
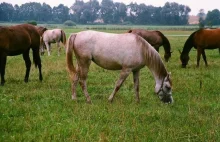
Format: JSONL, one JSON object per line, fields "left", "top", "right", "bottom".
{"left": 0, "top": 25, "right": 220, "bottom": 141}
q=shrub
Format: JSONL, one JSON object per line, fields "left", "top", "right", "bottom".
{"left": 63, "top": 20, "right": 76, "bottom": 26}
{"left": 26, "top": 20, "right": 37, "bottom": 25}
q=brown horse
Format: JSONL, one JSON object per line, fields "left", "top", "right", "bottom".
{"left": 0, "top": 24, "right": 43, "bottom": 85}
{"left": 180, "top": 28, "right": 220, "bottom": 68}
{"left": 128, "top": 29, "right": 172, "bottom": 62}
{"left": 66, "top": 30, "right": 173, "bottom": 104}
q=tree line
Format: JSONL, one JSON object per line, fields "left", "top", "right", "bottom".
{"left": 0, "top": 0, "right": 220, "bottom": 25}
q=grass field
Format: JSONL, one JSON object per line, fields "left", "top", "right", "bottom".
{"left": 0, "top": 26, "right": 220, "bottom": 141}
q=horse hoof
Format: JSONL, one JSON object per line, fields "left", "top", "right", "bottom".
{"left": 108, "top": 98, "right": 113, "bottom": 103}
{"left": 1, "top": 80, "right": 5, "bottom": 86}
{"left": 39, "top": 77, "right": 43, "bottom": 82}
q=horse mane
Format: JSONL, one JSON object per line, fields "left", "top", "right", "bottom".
{"left": 155, "top": 31, "right": 171, "bottom": 52}
{"left": 182, "top": 30, "right": 198, "bottom": 54}
{"left": 140, "top": 36, "right": 168, "bottom": 78}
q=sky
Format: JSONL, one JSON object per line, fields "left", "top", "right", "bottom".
{"left": 2, "top": 0, "right": 220, "bottom": 15}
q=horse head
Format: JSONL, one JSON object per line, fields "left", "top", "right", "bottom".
{"left": 164, "top": 51, "right": 172, "bottom": 62}
{"left": 39, "top": 36, "right": 46, "bottom": 55}
{"left": 179, "top": 49, "right": 189, "bottom": 68}
{"left": 155, "top": 73, "right": 173, "bottom": 103}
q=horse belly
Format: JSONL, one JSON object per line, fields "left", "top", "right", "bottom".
{"left": 92, "top": 57, "right": 123, "bottom": 70}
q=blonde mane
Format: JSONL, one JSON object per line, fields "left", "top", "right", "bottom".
{"left": 139, "top": 36, "right": 168, "bottom": 79}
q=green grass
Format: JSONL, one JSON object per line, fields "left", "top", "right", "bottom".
{"left": 0, "top": 28, "right": 220, "bottom": 141}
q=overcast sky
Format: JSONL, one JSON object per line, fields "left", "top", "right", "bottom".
{"left": 2, "top": 0, "right": 220, "bottom": 15}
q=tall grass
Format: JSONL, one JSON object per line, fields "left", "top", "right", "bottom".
{"left": 0, "top": 28, "right": 220, "bottom": 141}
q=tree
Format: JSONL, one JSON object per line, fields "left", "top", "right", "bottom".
{"left": 197, "top": 9, "right": 206, "bottom": 28}
{"left": 127, "top": 2, "right": 138, "bottom": 24}
{"left": 100, "top": 0, "right": 114, "bottom": 24}
{"left": 112, "top": 2, "right": 127, "bottom": 23}
{"left": 19, "top": 2, "right": 42, "bottom": 21}
{"left": 41, "top": 3, "right": 53, "bottom": 22}
{"left": 70, "top": 0, "right": 85, "bottom": 23}
{"left": 160, "top": 2, "right": 191, "bottom": 25}
{"left": 0, "top": 2, "right": 14, "bottom": 21}
{"left": 52, "top": 4, "right": 70, "bottom": 23}
{"left": 206, "top": 9, "right": 220, "bottom": 26}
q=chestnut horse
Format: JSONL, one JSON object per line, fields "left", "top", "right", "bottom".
{"left": 128, "top": 29, "right": 172, "bottom": 62}
{"left": 40, "top": 29, "right": 66, "bottom": 56}
{"left": 0, "top": 24, "right": 42, "bottom": 85}
{"left": 180, "top": 28, "right": 220, "bottom": 68}
{"left": 66, "top": 30, "right": 173, "bottom": 104}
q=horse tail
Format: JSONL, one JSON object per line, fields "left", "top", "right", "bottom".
{"left": 32, "top": 47, "right": 41, "bottom": 68}
{"left": 66, "top": 33, "right": 77, "bottom": 80}
{"left": 61, "top": 30, "right": 67, "bottom": 47}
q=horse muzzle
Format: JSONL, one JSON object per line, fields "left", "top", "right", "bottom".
{"left": 159, "top": 94, "right": 173, "bottom": 104}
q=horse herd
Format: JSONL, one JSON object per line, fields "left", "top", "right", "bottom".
{"left": 0, "top": 24, "right": 220, "bottom": 104}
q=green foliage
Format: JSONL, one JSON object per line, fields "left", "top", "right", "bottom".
{"left": 26, "top": 20, "right": 37, "bottom": 25}
{"left": 1, "top": 1, "right": 191, "bottom": 25}
{"left": 0, "top": 27, "right": 220, "bottom": 141}
{"left": 63, "top": 20, "right": 76, "bottom": 26}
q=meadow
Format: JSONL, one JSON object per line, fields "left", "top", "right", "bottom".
{"left": 0, "top": 25, "right": 220, "bottom": 141}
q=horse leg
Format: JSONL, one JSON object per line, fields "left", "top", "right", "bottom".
{"left": 57, "top": 42, "right": 61, "bottom": 56}
{"left": 78, "top": 60, "right": 92, "bottom": 103}
{"left": 133, "top": 70, "right": 140, "bottom": 103}
{"left": 45, "top": 42, "right": 50, "bottom": 56}
{"left": 71, "top": 65, "right": 79, "bottom": 100}
{"left": 201, "top": 50, "right": 208, "bottom": 66}
{"left": 0, "top": 55, "right": 7, "bottom": 85}
{"left": 196, "top": 48, "right": 202, "bottom": 67}
{"left": 22, "top": 50, "right": 31, "bottom": 82}
{"left": 108, "top": 68, "right": 131, "bottom": 102}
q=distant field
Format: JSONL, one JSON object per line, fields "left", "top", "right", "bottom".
{"left": 0, "top": 25, "right": 220, "bottom": 141}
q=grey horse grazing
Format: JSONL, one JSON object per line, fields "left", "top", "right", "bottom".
{"left": 66, "top": 30, "right": 173, "bottom": 104}
{"left": 40, "top": 29, "right": 66, "bottom": 56}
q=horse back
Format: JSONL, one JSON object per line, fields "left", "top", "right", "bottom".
{"left": 194, "top": 29, "right": 220, "bottom": 48}
{"left": 128, "top": 29, "right": 163, "bottom": 46}
{"left": 73, "top": 31, "right": 148, "bottom": 70}
{"left": 0, "top": 24, "right": 40, "bottom": 55}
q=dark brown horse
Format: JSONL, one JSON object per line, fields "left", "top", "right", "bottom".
{"left": 128, "top": 29, "right": 172, "bottom": 62}
{"left": 0, "top": 24, "right": 43, "bottom": 85}
{"left": 180, "top": 28, "right": 220, "bottom": 68}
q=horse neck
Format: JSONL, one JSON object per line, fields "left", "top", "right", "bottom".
{"left": 144, "top": 44, "right": 168, "bottom": 86}
{"left": 162, "top": 37, "right": 171, "bottom": 55}
{"left": 157, "top": 31, "right": 171, "bottom": 54}
{"left": 182, "top": 31, "right": 196, "bottom": 55}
